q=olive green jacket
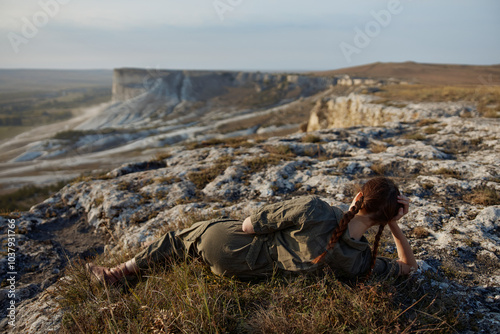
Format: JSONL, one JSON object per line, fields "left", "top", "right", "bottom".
{"left": 249, "top": 196, "right": 398, "bottom": 279}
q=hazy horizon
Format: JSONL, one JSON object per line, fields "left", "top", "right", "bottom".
{"left": 1, "top": 61, "right": 500, "bottom": 73}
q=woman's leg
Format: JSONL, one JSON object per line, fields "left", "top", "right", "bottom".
{"left": 87, "top": 230, "right": 187, "bottom": 285}
{"left": 86, "top": 258, "right": 140, "bottom": 285}
{"left": 196, "top": 221, "right": 275, "bottom": 279}
{"left": 133, "top": 230, "right": 187, "bottom": 270}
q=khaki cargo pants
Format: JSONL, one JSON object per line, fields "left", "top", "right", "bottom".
{"left": 134, "top": 219, "right": 275, "bottom": 279}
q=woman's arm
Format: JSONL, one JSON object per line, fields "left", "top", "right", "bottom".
{"left": 389, "top": 195, "right": 418, "bottom": 275}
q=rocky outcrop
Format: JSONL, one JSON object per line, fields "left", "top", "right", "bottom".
{"left": 306, "top": 93, "right": 477, "bottom": 131}
{"left": 1, "top": 105, "right": 499, "bottom": 332}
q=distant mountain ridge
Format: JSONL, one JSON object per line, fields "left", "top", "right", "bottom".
{"left": 310, "top": 61, "right": 500, "bottom": 85}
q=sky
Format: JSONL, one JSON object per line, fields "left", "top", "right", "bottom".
{"left": 0, "top": 0, "right": 499, "bottom": 71}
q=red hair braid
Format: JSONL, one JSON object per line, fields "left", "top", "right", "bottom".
{"left": 311, "top": 196, "right": 364, "bottom": 264}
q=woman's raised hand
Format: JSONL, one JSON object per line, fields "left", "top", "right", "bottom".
{"left": 390, "top": 195, "right": 410, "bottom": 224}
{"left": 387, "top": 194, "right": 418, "bottom": 273}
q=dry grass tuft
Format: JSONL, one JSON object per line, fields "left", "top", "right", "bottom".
{"left": 369, "top": 142, "right": 388, "bottom": 153}
{"left": 417, "top": 119, "right": 439, "bottom": 127}
{"left": 371, "top": 162, "right": 386, "bottom": 176}
{"left": 403, "top": 132, "right": 426, "bottom": 141}
{"left": 410, "top": 226, "right": 431, "bottom": 239}
{"left": 187, "top": 156, "right": 233, "bottom": 189}
{"left": 421, "top": 182, "right": 434, "bottom": 190}
{"left": 151, "top": 152, "right": 172, "bottom": 162}
{"left": 302, "top": 134, "right": 321, "bottom": 143}
{"left": 423, "top": 126, "right": 439, "bottom": 135}
{"left": 243, "top": 145, "right": 295, "bottom": 175}
{"left": 186, "top": 137, "right": 256, "bottom": 150}
{"left": 465, "top": 186, "right": 500, "bottom": 206}
{"left": 433, "top": 168, "right": 461, "bottom": 179}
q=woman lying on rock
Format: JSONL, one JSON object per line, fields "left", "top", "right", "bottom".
{"left": 86, "top": 176, "right": 418, "bottom": 285}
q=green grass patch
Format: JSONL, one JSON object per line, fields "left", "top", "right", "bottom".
{"left": 150, "top": 152, "right": 172, "bottom": 162}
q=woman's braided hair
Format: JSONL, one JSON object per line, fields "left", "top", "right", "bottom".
{"left": 311, "top": 194, "right": 364, "bottom": 264}
{"left": 312, "top": 177, "right": 402, "bottom": 277}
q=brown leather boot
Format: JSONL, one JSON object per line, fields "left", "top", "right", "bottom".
{"left": 86, "top": 259, "right": 139, "bottom": 285}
